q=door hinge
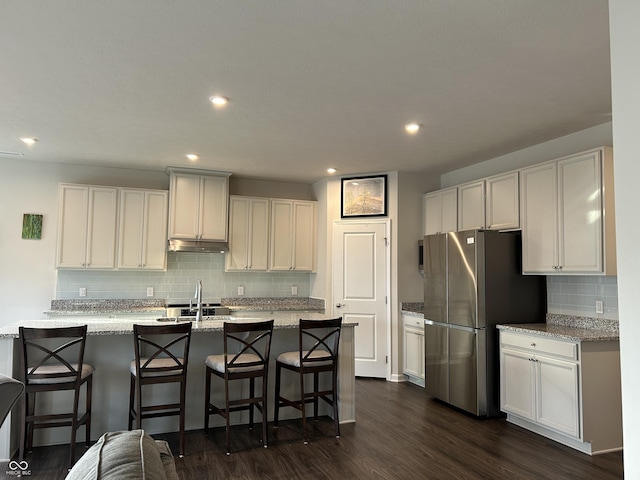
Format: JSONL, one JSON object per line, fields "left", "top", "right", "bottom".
{"left": 384, "top": 237, "right": 389, "bottom": 247}
{"left": 385, "top": 355, "right": 388, "bottom": 364}
{"left": 385, "top": 296, "right": 387, "bottom": 304}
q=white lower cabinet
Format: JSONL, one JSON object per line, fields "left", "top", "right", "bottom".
{"left": 402, "top": 313, "right": 425, "bottom": 387}
{"left": 499, "top": 329, "right": 622, "bottom": 455}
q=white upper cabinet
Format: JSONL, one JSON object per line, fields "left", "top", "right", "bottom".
{"left": 226, "top": 196, "right": 270, "bottom": 271}
{"left": 118, "top": 189, "right": 168, "bottom": 270}
{"left": 269, "top": 199, "right": 317, "bottom": 272}
{"left": 457, "top": 180, "right": 485, "bottom": 231}
{"left": 486, "top": 171, "right": 520, "bottom": 230}
{"left": 520, "top": 147, "right": 615, "bottom": 275}
{"left": 423, "top": 187, "right": 457, "bottom": 235}
{"left": 168, "top": 169, "right": 230, "bottom": 241}
{"left": 56, "top": 184, "right": 118, "bottom": 269}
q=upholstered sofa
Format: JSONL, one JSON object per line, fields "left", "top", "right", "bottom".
{"left": 66, "top": 430, "right": 178, "bottom": 480}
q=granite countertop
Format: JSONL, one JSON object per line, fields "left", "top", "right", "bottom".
{"left": 0, "top": 311, "right": 354, "bottom": 338}
{"left": 401, "top": 302, "right": 424, "bottom": 317}
{"left": 45, "top": 299, "right": 166, "bottom": 316}
{"left": 45, "top": 297, "right": 325, "bottom": 316}
{"left": 498, "top": 314, "right": 619, "bottom": 342}
{"left": 221, "top": 297, "right": 325, "bottom": 312}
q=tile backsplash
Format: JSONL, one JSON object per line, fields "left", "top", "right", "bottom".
{"left": 56, "top": 252, "right": 311, "bottom": 303}
{"left": 546, "top": 275, "right": 618, "bottom": 320}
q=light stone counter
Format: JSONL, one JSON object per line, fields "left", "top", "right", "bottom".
{"left": 0, "top": 312, "right": 354, "bottom": 338}
{"left": 497, "top": 313, "right": 619, "bottom": 343}
{"left": 496, "top": 323, "right": 619, "bottom": 342}
{"left": 0, "top": 312, "right": 355, "bottom": 461}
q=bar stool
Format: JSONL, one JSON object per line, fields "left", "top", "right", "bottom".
{"left": 19, "top": 325, "right": 94, "bottom": 469}
{"left": 129, "top": 322, "right": 192, "bottom": 457}
{"left": 273, "top": 318, "right": 342, "bottom": 444}
{"left": 204, "top": 319, "right": 274, "bottom": 455}
{"left": 0, "top": 374, "right": 24, "bottom": 428}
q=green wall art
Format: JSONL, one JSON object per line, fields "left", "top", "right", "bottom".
{"left": 22, "top": 214, "right": 43, "bottom": 240}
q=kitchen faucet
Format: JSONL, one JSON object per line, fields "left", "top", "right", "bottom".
{"left": 190, "top": 279, "right": 203, "bottom": 322}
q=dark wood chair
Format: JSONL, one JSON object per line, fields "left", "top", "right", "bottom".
{"left": 204, "top": 319, "right": 274, "bottom": 455}
{"left": 18, "top": 325, "right": 94, "bottom": 469}
{"left": 273, "top": 317, "right": 342, "bottom": 444}
{"left": 128, "top": 322, "right": 192, "bottom": 457}
{"left": 0, "top": 374, "right": 23, "bottom": 428}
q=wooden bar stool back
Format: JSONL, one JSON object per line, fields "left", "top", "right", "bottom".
{"left": 19, "top": 325, "right": 94, "bottom": 469}
{"left": 128, "top": 322, "right": 192, "bottom": 457}
{"left": 204, "top": 319, "right": 274, "bottom": 455}
{"left": 273, "top": 317, "right": 342, "bottom": 444}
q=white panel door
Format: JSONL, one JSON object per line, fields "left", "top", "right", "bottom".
{"left": 56, "top": 184, "right": 89, "bottom": 267}
{"left": 199, "top": 174, "right": 229, "bottom": 241}
{"left": 520, "top": 162, "right": 558, "bottom": 273}
{"left": 500, "top": 347, "right": 536, "bottom": 421}
{"left": 457, "top": 180, "right": 485, "bottom": 231}
{"left": 142, "top": 190, "right": 169, "bottom": 269}
{"left": 486, "top": 171, "right": 519, "bottom": 230}
{"left": 557, "top": 152, "right": 603, "bottom": 273}
{"left": 85, "top": 187, "right": 118, "bottom": 269}
{"left": 333, "top": 221, "right": 388, "bottom": 378}
{"left": 536, "top": 355, "right": 580, "bottom": 438}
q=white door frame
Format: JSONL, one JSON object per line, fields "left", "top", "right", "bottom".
{"left": 332, "top": 219, "right": 391, "bottom": 380}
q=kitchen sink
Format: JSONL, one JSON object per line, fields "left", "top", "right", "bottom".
{"left": 156, "top": 315, "right": 233, "bottom": 323}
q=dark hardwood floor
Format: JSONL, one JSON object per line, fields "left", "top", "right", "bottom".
{"left": 6, "top": 378, "right": 623, "bottom": 479}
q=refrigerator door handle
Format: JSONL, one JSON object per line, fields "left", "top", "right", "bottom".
{"left": 425, "top": 319, "right": 478, "bottom": 334}
{"left": 448, "top": 323, "right": 479, "bottom": 334}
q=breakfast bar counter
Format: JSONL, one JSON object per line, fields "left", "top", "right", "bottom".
{"left": 0, "top": 313, "right": 356, "bottom": 461}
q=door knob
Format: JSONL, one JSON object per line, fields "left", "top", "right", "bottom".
{"left": 335, "top": 303, "right": 345, "bottom": 308}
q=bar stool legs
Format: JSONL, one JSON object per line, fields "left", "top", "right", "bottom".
{"left": 128, "top": 322, "right": 192, "bottom": 457}
{"left": 18, "top": 325, "right": 94, "bottom": 469}
{"left": 273, "top": 318, "right": 342, "bottom": 444}
{"left": 204, "top": 320, "right": 274, "bottom": 455}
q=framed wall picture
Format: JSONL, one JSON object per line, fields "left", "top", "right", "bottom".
{"left": 22, "top": 213, "right": 43, "bottom": 239}
{"left": 341, "top": 174, "right": 387, "bottom": 218}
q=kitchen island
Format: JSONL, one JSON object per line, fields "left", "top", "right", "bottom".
{"left": 0, "top": 312, "right": 356, "bottom": 461}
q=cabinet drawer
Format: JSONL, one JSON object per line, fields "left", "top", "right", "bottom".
{"left": 403, "top": 314, "right": 425, "bottom": 330}
{"left": 501, "top": 331, "right": 577, "bottom": 360}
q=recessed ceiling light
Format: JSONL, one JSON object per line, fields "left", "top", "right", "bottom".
{"left": 404, "top": 123, "right": 421, "bottom": 134}
{"left": 209, "top": 95, "right": 229, "bottom": 106}
{"left": 20, "top": 137, "right": 37, "bottom": 145}
{"left": 327, "top": 168, "right": 337, "bottom": 174}
{"left": 186, "top": 154, "right": 199, "bottom": 161}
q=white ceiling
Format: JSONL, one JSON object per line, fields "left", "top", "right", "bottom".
{"left": 0, "top": 1, "right": 611, "bottom": 183}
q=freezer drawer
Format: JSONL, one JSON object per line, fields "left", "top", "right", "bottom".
{"left": 449, "top": 326, "right": 485, "bottom": 415}
{"left": 425, "top": 322, "right": 448, "bottom": 401}
{"left": 425, "top": 321, "right": 486, "bottom": 416}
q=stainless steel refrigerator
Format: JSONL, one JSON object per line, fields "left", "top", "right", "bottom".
{"left": 423, "top": 229, "right": 545, "bottom": 417}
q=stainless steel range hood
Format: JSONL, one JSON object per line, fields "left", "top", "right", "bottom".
{"left": 168, "top": 239, "right": 228, "bottom": 253}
